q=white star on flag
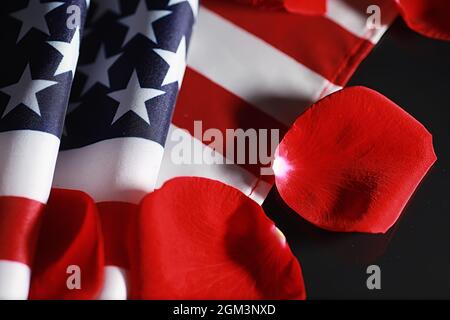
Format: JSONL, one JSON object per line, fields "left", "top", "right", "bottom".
{"left": 78, "top": 45, "right": 120, "bottom": 95}
{"left": 47, "top": 27, "right": 81, "bottom": 79}
{"left": 154, "top": 36, "right": 187, "bottom": 88}
{"left": 119, "top": 0, "right": 171, "bottom": 46}
{"left": 91, "top": 0, "right": 121, "bottom": 21}
{"left": 168, "top": 0, "right": 198, "bottom": 17}
{"left": 108, "top": 70, "right": 165, "bottom": 125}
{"left": 85, "top": 0, "right": 91, "bottom": 8}
{"left": 10, "top": 1, "right": 64, "bottom": 43}
{"left": 0, "top": 65, "right": 57, "bottom": 118}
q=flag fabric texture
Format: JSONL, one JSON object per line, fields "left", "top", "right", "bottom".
{"left": 0, "top": 0, "right": 195, "bottom": 299}
{"left": 0, "top": 0, "right": 400, "bottom": 299}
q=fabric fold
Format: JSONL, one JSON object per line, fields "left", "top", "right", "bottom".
{"left": 0, "top": 0, "right": 88, "bottom": 299}
{"left": 52, "top": 0, "right": 197, "bottom": 299}
{"left": 29, "top": 188, "right": 104, "bottom": 300}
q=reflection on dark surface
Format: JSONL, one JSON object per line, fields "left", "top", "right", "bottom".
{"left": 262, "top": 18, "right": 450, "bottom": 299}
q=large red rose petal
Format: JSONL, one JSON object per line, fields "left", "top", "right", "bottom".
{"left": 275, "top": 86, "right": 436, "bottom": 233}
{"left": 396, "top": 0, "right": 450, "bottom": 41}
{"left": 29, "top": 189, "right": 104, "bottom": 299}
{"left": 129, "top": 177, "right": 305, "bottom": 300}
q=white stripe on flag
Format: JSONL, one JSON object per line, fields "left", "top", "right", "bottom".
{"left": 188, "top": 6, "right": 342, "bottom": 126}
{"left": 325, "top": 0, "right": 398, "bottom": 43}
{"left": 0, "top": 131, "right": 59, "bottom": 299}
{"left": 53, "top": 137, "right": 164, "bottom": 204}
{"left": 0, "top": 130, "right": 59, "bottom": 202}
{"left": 157, "top": 125, "right": 273, "bottom": 205}
{"left": 97, "top": 266, "right": 128, "bottom": 300}
{"left": 0, "top": 260, "right": 31, "bottom": 300}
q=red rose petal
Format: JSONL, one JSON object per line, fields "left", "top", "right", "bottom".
{"left": 29, "top": 189, "right": 104, "bottom": 299}
{"left": 129, "top": 177, "right": 305, "bottom": 299}
{"left": 396, "top": 0, "right": 450, "bottom": 41}
{"left": 275, "top": 86, "right": 436, "bottom": 233}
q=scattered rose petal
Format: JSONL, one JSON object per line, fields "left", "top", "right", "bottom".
{"left": 396, "top": 0, "right": 450, "bottom": 41}
{"left": 129, "top": 177, "right": 305, "bottom": 299}
{"left": 29, "top": 189, "right": 104, "bottom": 299}
{"left": 275, "top": 86, "right": 436, "bottom": 233}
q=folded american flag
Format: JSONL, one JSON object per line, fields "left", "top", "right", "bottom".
{"left": 0, "top": 0, "right": 397, "bottom": 299}
{"left": 0, "top": 0, "right": 195, "bottom": 299}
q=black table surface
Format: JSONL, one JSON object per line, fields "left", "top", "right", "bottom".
{"left": 263, "top": 18, "right": 450, "bottom": 299}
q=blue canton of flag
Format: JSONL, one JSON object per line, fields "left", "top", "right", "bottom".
{"left": 0, "top": 0, "right": 89, "bottom": 136}
{"left": 64, "top": 0, "right": 195, "bottom": 149}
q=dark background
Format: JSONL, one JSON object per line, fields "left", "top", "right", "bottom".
{"left": 263, "top": 18, "right": 450, "bottom": 299}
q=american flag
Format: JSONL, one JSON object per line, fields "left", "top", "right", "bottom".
{"left": 0, "top": 0, "right": 397, "bottom": 299}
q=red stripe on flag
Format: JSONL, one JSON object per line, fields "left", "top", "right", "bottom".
{"left": 202, "top": 0, "right": 374, "bottom": 86}
{"left": 0, "top": 196, "right": 44, "bottom": 265}
{"left": 174, "top": 68, "right": 289, "bottom": 182}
